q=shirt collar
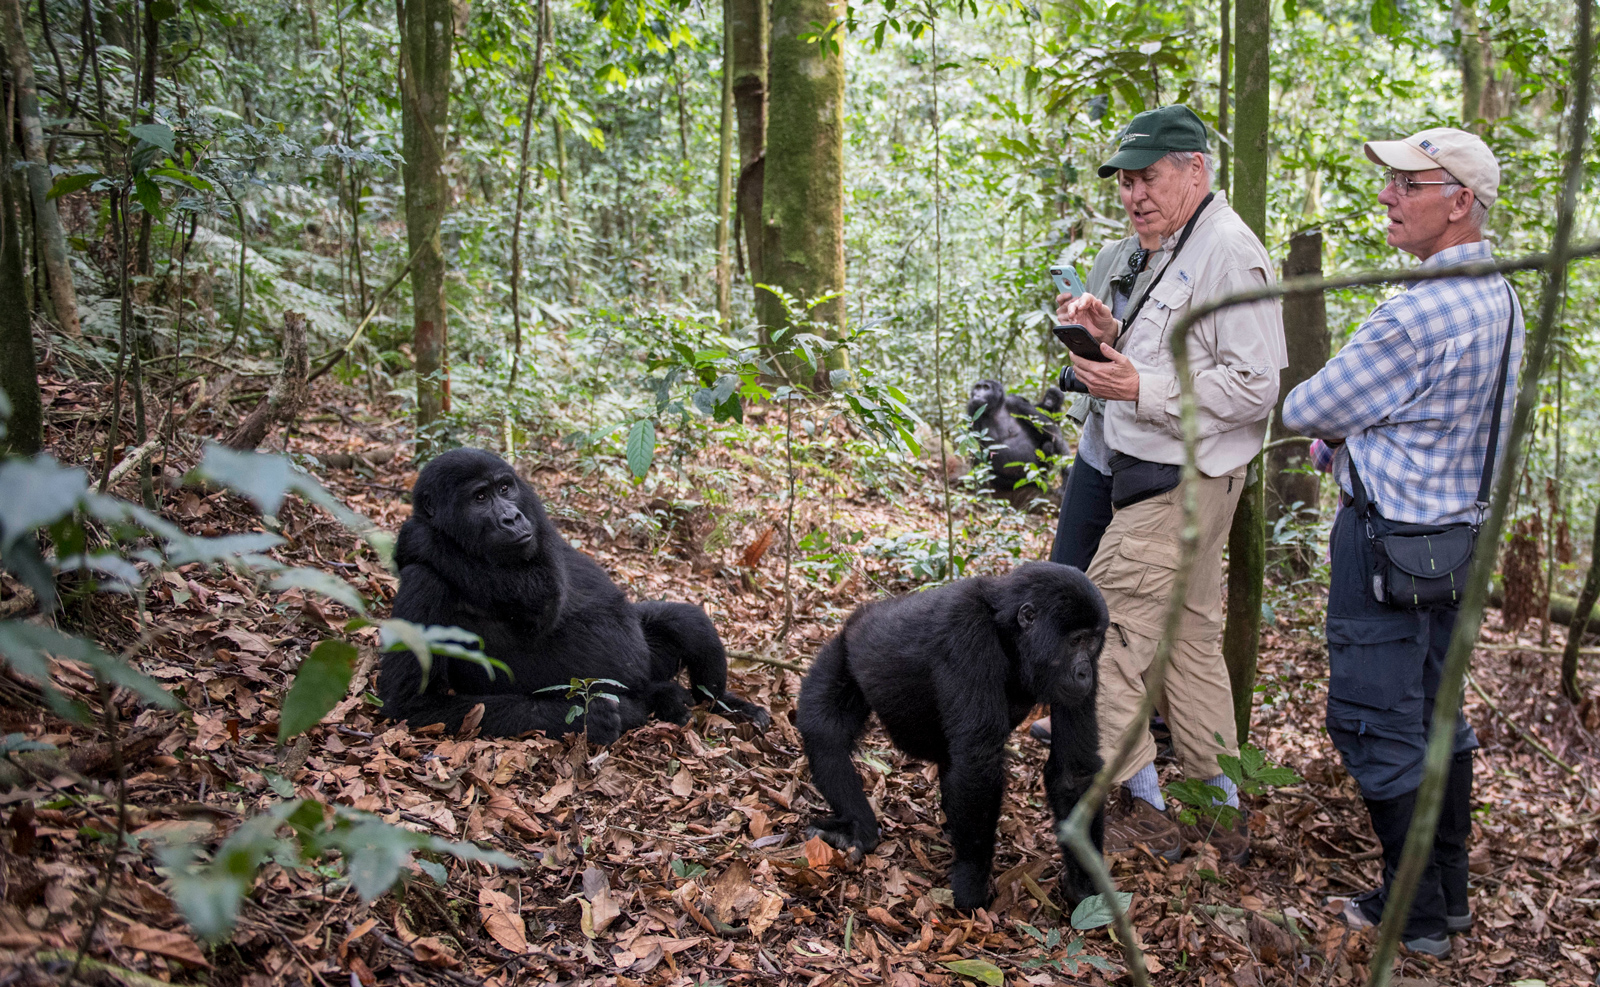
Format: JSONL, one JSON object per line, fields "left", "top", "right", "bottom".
{"left": 1418, "top": 239, "right": 1493, "bottom": 270}
{"left": 1159, "top": 190, "right": 1227, "bottom": 252}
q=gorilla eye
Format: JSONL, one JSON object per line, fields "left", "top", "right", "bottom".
{"left": 474, "top": 491, "right": 487, "bottom": 502}
{"left": 499, "top": 482, "right": 512, "bottom": 495}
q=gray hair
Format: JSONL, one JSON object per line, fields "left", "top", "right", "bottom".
{"left": 1163, "top": 150, "right": 1218, "bottom": 189}
{"left": 1440, "top": 170, "right": 1490, "bottom": 228}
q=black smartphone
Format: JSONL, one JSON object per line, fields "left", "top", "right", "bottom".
{"left": 1053, "top": 323, "right": 1111, "bottom": 362}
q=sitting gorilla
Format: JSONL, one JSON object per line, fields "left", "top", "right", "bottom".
{"left": 380, "top": 448, "right": 769, "bottom": 742}
{"left": 797, "top": 562, "right": 1107, "bottom": 910}
{"left": 966, "top": 380, "right": 1069, "bottom": 501}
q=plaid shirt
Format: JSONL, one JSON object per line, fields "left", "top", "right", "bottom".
{"left": 1281, "top": 241, "right": 1524, "bottom": 525}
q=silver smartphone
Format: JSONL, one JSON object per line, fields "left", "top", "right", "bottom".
{"left": 1050, "top": 265, "right": 1086, "bottom": 299}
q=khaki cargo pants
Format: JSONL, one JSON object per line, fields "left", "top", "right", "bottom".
{"left": 1085, "top": 467, "right": 1246, "bottom": 784}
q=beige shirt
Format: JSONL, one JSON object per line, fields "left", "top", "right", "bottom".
{"left": 1101, "top": 192, "right": 1288, "bottom": 477}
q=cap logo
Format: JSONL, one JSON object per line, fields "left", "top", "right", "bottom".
{"left": 1119, "top": 133, "right": 1150, "bottom": 146}
{"left": 1418, "top": 139, "right": 1441, "bottom": 157}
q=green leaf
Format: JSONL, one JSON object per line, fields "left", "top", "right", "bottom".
{"left": 328, "top": 817, "right": 426, "bottom": 900}
{"left": 1070, "top": 891, "right": 1133, "bottom": 930}
{"left": 378, "top": 619, "right": 436, "bottom": 684}
{"left": 195, "top": 445, "right": 300, "bottom": 516}
{"left": 279, "top": 640, "right": 358, "bottom": 742}
{"left": 417, "top": 858, "right": 447, "bottom": 884}
{"left": 0, "top": 455, "right": 88, "bottom": 551}
{"left": 626, "top": 419, "right": 655, "bottom": 480}
{"left": 133, "top": 174, "right": 164, "bottom": 218}
{"left": 941, "top": 959, "right": 1004, "bottom": 985}
{"left": 46, "top": 173, "right": 103, "bottom": 199}
{"left": 129, "top": 122, "right": 176, "bottom": 154}
{"left": 0, "top": 732, "right": 56, "bottom": 753}
{"left": 0, "top": 620, "right": 178, "bottom": 712}
{"left": 269, "top": 568, "right": 367, "bottom": 613}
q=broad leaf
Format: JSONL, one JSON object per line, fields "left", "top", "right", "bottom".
{"left": 270, "top": 568, "right": 367, "bottom": 613}
{"left": 46, "top": 173, "right": 104, "bottom": 199}
{"left": 941, "top": 959, "right": 1004, "bottom": 985}
{"left": 279, "top": 640, "right": 358, "bottom": 741}
{"left": 0, "top": 620, "right": 179, "bottom": 713}
{"left": 0, "top": 455, "right": 87, "bottom": 551}
{"left": 195, "top": 446, "right": 300, "bottom": 516}
{"left": 626, "top": 419, "right": 655, "bottom": 479}
{"left": 130, "top": 122, "right": 177, "bottom": 153}
{"left": 1070, "top": 891, "right": 1134, "bottom": 930}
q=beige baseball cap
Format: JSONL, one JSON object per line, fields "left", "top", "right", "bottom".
{"left": 1363, "top": 126, "right": 1500, "bottom": 207}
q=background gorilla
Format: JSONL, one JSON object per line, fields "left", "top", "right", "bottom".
{"left": 797, "top": 562, "right": 1107, "bottom": 910}
{"left": 381, "top": 448, "right": 769, "bottom": 742}
{"left": 966, "top": 380, "right": 1069, "bottom": 500}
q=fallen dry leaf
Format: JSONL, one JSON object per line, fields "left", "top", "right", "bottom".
{"left": 121, "top": 921, "right": 211, "bottom": 968}
{"left": 583, "top": 865, "right": 622, "bottom": 935}
{"left": 478, "top": 887, "right": 529, "bottom": 953}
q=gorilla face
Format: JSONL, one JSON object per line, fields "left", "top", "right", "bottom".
{"left": 968, "top": 379, "right": 1004, "bottom": 415}
{"left": 415, "top": 448, "right": 541, "bottom": 561}
{"left": 1010, "top": 564, "right": 1107, "bottom": 704}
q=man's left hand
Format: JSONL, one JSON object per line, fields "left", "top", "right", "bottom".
{"left": 1071, "top": 343, "right": 1140, "bottom": 401}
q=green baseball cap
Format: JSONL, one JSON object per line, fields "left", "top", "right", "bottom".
{"left": 1097, "top": 104, "right": 1210, "bottom": 178}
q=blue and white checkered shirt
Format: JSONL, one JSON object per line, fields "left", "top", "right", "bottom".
{"left": 1281, "top": 241, "right": 1524, "bottom": 525}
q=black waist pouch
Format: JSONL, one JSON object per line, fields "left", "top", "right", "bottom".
{"left": 1107, "top": 452, "right": 1181, "bottom": 510}
{"left": 1371, "top": 521, "right": 1478, "bottom": 609}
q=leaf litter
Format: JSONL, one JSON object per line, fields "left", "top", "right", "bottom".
{"left": 0, "top": 379, "right": 1596, "bottom": 986}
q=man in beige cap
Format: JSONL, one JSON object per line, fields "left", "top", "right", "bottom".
{"left": 1282, "top": 126, "right": 1523, "bottom": 958}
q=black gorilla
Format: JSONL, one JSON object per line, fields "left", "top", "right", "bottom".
{"left": 797, "top": 562, "right": 1107, "bottom": 910}
{"left": 966, "top": 381, "right": 1069, "bottom": 498}
{"left": 381, "top": 448, "right": 769, "bottom": 742}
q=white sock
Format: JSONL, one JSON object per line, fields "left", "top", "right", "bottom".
{"left": 1126, "top": 762, "right": 1165, "bottom": 810}
{"left": 1208, "top": 772, "right": 1240, "bottom": 808}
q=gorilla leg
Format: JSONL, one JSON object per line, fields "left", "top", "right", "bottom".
{"left": 939, "top": 739, "right": 1008, "bottom": 910}
{"left": 381, "top": 660, "right": 624, "bottom": 743}
{"left": 636, "top": 600, "right": 770, "bottom": 727}
{"left": 1043, "top": 698, "right": 1105, "bottom": 905}
{"left": 797, "top": 635, "right": 879, "bottom": 856}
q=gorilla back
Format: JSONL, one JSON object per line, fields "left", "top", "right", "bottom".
{"left": 797, "top": 562, "right": 1107, "bottom": 910}
{"left": 381, "top": 448, "right": 767, "bottom": 742}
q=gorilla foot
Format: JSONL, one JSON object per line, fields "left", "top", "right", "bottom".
{"left": 948, "top": 861, "right": 994, "bottom": 912}
{"left": 804, "top": 816, "right": 880, "bottom": 862}
{"left": 576, "top": 700, "right": 623, "bottom": 745}
{"left": 711, "top": 692, "right": 771, "bottom": 730}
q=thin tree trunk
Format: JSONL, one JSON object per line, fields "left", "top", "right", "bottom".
{"left": 714, "top": 0, "right": 734, "bottom": 328}
{"left": 1268, "top": 229, "right": 1328, "bottom": 575}
{"left": 1222, "top": 0, "right": 1269, "bottom": 743}
{"left": 730, "top": 0, "right": 766, "bottom": 290}
{"left": 2, "top": 0, "right": 81, "bottom": 336}
{"left": 133, "top": 0, "right": 156, "bottom": 276}
{"left": 759, "top": 0, "right": 846, "bottom": 388}
{"left": 1562, "top": 480, "right": 1600, "bottom": 704}
{"left": 396, "top": 0, "right": 454, "bottom": 436}
{"left": 1454, "top": 0, "right": 1487, "bottom": 128}
{"left": 508, "top": 0, "right": 548, "bottom": 388}
{"left": 0, "top": 119, "right": 43, "bottom": 454}
{"left": 1217, "top": 0, "right": 1230, "bottom": 195}
{"left": 226, "top": 311, "right": 311, "bottom": 451}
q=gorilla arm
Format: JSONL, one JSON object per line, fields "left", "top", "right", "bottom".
{"left": 381, "top": 563, "right": 623, "bottom": 742}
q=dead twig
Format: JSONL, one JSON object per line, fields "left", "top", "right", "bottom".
{"left": 1466, "top": 673, "right": 1577, "bottom": 775}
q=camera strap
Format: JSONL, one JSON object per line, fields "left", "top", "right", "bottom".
{"left": 1117, "top": 192, "right": 1214, "bottom": 338}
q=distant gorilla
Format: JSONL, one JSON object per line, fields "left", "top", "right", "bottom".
{"left": 966, "top": 380, "right": 1069, "bottom": 500}
{"left": 381, "top": 448, "right": 769, "bottom": 742}
{"left": 797, "top": 562, "right": 1108, "bottom": 910}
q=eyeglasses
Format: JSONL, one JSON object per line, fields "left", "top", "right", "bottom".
{"left": 1383, "top": 169, "right": 1461, "bottom": 197}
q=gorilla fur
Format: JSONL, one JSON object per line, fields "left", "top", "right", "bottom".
{"left": 380, "top": 448, "right": 768, "bottom": 742}
{"left": 966, "top": 380, "right": 1069, "bottom": 499}
{"left": 797, "top": 562, "right": 1107, "bottom": 910}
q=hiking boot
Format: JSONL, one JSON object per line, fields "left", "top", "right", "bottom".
{"left": 1104, "top": 788, "right": 1181, "bottom": 862}
{"left": 1177, "top": 806, "right": 1249, "bottom": 866}
{"left": 1446, "top": 909, "right": 1473, "bottom": 934}
{"left": 1028, "top": 717, "right": 1052, "bottom": 744}
{"left": 1338, "top": 889, "right": 1453, "bottom": 959}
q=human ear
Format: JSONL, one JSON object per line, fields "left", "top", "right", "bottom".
{"left": 1448, "top": 188, "right": 1476, "bottom": 224}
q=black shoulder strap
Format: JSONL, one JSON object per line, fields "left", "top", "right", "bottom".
{"left": 1349, "top": 282, "right": 1517, "bottom": 520}
{"left": 1477, "top": 283, "right": 1518, "bottom": 507}
{"left": 1118, "top": 192, "right": 1215, "bottom": 336}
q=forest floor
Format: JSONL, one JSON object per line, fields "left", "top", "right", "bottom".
{"left": 3, "top": 376, "right": 1599, "bottom": 987}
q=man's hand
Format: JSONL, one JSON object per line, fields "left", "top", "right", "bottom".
{"left": 1057, "top": 292, "right": 1119, "bottom": 343}
{"left": 1070, "top": 344, "right": 1140, "bottom": 402}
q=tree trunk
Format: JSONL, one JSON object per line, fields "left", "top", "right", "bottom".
{"left": 1217, "top": 0, "right": 1230, "bottom": 196}
{"left": 1222, "top": 0, "right": 1269, "bottom": 744}
{"left": 396, "top": 0, "right": 453, "bottom": 436}
{"left": 715, "top": 0, "right": 735, "bottom": 328}
{"left": 1268, "top": 229, "right": 1328, "bottom": 576}
{"left": 1454, "top": 0, "right": 1488, "bottom": 128}
{"left": 0, "top": 123, "right": 43, "bottom": 454}
{"left": 226, "top": 312, "right": 310, "bottom": 451}
{"left": 730, "top": 0, "right": 767, "bottom": 289}
{"left": 1, "top": 0, "right": 80, "bottom": 337}
{"left": 759, "top": 0, "right": 846, "bottom": 388}
{"left": 1562, "top": 491, "right": 1600, "bottom": 703}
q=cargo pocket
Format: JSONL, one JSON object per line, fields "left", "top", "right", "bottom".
{"left": 1116, "top": 534, "right": 1181, "bottom": 604}
{"left": 1326, "top": 613, "right": 1426, "bottom": 718}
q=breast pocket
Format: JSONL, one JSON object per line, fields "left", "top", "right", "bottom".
{"left": 1125, "top": 277, "right": 1194, "bottom": 364}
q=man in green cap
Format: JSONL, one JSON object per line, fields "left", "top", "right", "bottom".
{"left": 1053, "top": 104, "right": 1287, "bottom": 866}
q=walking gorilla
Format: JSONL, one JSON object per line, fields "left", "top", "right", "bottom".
{"left": 797, "top": 562, "right": 1108, "bottom": 910}
{"left": 380, "top": 448, "right": 769, "bottom": 742}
